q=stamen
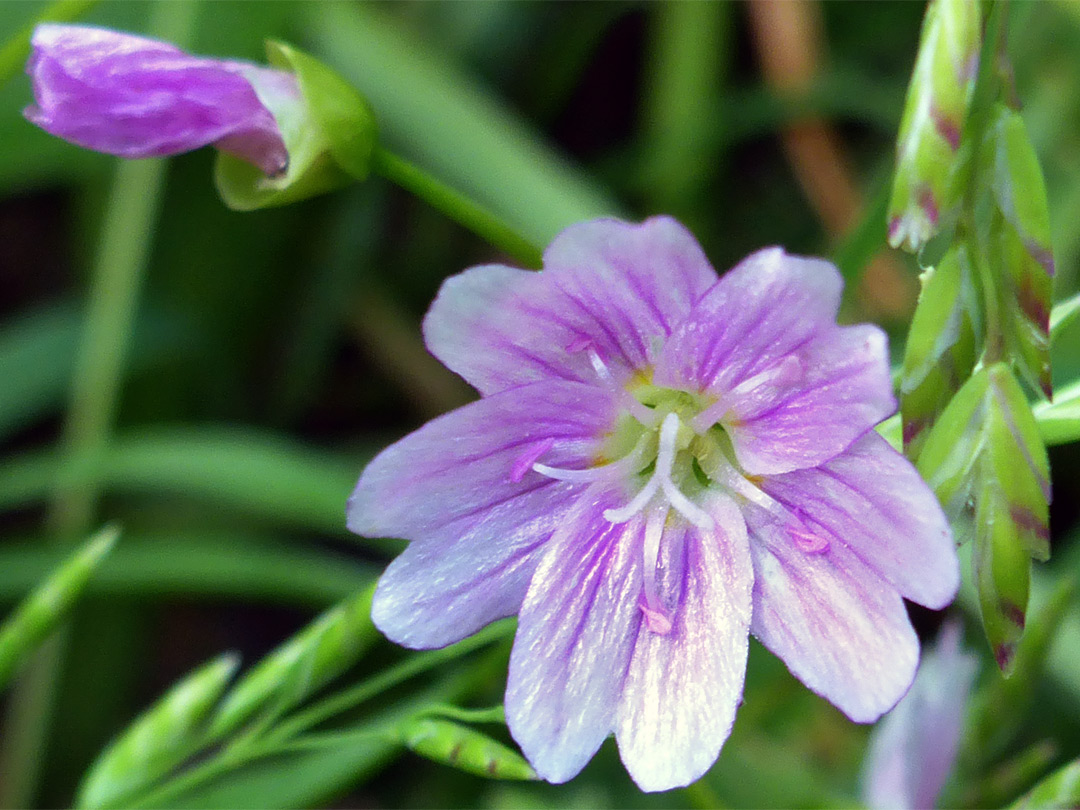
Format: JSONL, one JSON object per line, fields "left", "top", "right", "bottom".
{"left": 729, "top": 355, "right": 804, "bottom": 400}
{"left": 639, "top": 506, "right": 672, "bottom": 635}
{"left": 691, "top": 398, "right": 730, "bottom": 434}
{"left": 619, "top": 391, "right": 660, "bottom": 428}
{"left": 692, "top": 355, "right": 803, "bottom": 434}
{"left": 565, "top": 338, "right": 657, "bottom": 427}
{"left": 532, "top": 454, "right": 638, "bottom": 483}
{"left": 588, "top": 348, "right": 612, "bottom": 382}
{"left": 531, "top": 435, "right": 649, "bottom": 484}
{"left": 788, "top": 525, "right": 830, "bottom": 554}
{"left": 510, "top": 438, "right": 555, "bottom": 482}
{"left": 709, "top": 454, "right": 829, "bottom": 554}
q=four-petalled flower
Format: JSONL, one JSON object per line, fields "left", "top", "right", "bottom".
{"left": 348, "top": 217, "right": 960, "bottom": 791}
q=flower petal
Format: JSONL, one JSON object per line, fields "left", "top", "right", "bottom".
{"left": 25, "top": 24, "right": 289, "bottom": 174}
{"left": 353, "top": 381, "right": 618, "bottom": 649}
{"left": 657, "top": 248, "right": 894, "bottom": 473}
{"left": 655, "top": 247, "right": 842, "bottom": 395}
{"left": 862, "top": 622, "right": 978, "bottom": 810}
{"left": 744, "top": 504, "right": 919, "bottom": 723}
{"left": 759, "top": 432, "right": 958, "bottom": 609}
{"left": 723, "top": 325, "right": 896, "bottom": 474}
{"left": 424, "top": 217, "right": 717, "bottom": 394}
{"left": 616, "top": 495, "right": 752, "bottom": 792}
{"left": 506, "top": 488, "right": 646, "bottom": 784}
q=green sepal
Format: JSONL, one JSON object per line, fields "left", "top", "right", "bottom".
{"left": 208, "top": 586, "right": 375, "bottom": 738}
{"left": 0, "top": 524, "right": 118, "bottom": 691}
{"left": 1010, "top": 759, "right": 1080, "bottom": 809}
{"left": 76, "top": 654, "right": 240, "bottom": 809}
{"left": 978, "top": 105, "right": 1054, "bottom": 398}
{"left": 399, "top": 717, "right": 537, "bottom": 781}
{"left": 266, "top": 41, "right": 377, "bottom": 181}
{"left": 214, "top": 41, "right": 377, "bottom": 210}
{"left": 887, "top": 0, "right": 980, "bottom": 253}
{"left": 900, "top": 243, "right": 981, "bottom": 458}
{"left": 917, "top": 364, "right": 1051, "bottom": 674}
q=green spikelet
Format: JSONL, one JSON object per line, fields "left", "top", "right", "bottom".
{"left": 977, "top": 105, "right": 1055, "bottom": 399}
{"left": 0, "top": 524, "right": 118, "bottom": 690}
{"left": 888, "top": 0, "right": 980, "bottom": 253}
{"left": 208, "top": 586, "right": 375, "bottom": 738}
{"left": 76, "top": 653, "right": 240, "bottom": 809}
{"left": 900, "top": 243, "right": 981, "bottom": 458}
{"left": 918, "top": 364, "right": 1050, "bottom": 674}
{"left": 400, "top": 717, "right": 537, "bottom": 781}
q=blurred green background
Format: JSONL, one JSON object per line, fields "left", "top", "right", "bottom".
{"left": 1, "top": 1, "right": 1079, "bottom": 807}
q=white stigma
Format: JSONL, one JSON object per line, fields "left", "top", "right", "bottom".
{"left": 603, "top": 413, "right": 713, "bottom": 529}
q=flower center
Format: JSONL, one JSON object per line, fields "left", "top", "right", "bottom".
{"left": 517, "top": 347, "right": 826, "bottom": 636}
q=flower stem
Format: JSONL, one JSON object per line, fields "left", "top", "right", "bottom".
{"left": 0, "top": 5, "right": 199, "bottom": 806}
{"left": 370, "top": 146, "right": 543, "bottom": 269}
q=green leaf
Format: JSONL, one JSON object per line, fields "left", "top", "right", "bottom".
{"left": 209, "top": 587, "right": 377, "bottom": 739}
{"left": 0, "top": 525, "right": 117, "bottom": 690}
{"left": 214, "top": 42, "right": 377, "bottom": 210}
{"left": 979, "top": 105, "right": 1055, "bottom": 398}
{"left": 917, "top": 364, "right": 1051, "bottom": 673}
{"left": 0, "top": 426, "right": 370, "bottom": 538}
{"left": 76, "top": 653, "right": 240, "bottom": 809}
{"left": 0, "top": 531, "right": 374, "bottom": 608}
{"left": 299, "top": 2, "right": 620, "bottom": 247}
{"left": 887, "top": 0, "right": 981, "bottom": 253}
{"left": 1011, "top": 759, "right": 1080, "bottom": 809}
{"left": 399, "top": 717, "right": 536, "bottom": 781}
{"left": 900, "top": 243, "right": 981, "bottom": 457}
{"left": 1034, "top": 377, "right": 1080, "bottom": 446}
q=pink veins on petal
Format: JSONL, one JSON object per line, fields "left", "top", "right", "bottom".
{"left": 348, "top": 216, "right": 960, "bottom": 792}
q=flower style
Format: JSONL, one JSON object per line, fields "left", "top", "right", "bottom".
{"left": 25, "top": 24, "right": 297, "bottom": 175}
{"left": 348, "top": 217, "right": 960, "bottom": 791}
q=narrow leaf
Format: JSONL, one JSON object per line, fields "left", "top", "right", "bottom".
{"left": 399, "top": 717, "right": 536, "bottom": 781}
{"left": 76, "top": 653, "right": 240, "bottom": 809}
{"left": 901, "top": 243, "right": 980, "bottom": 457}
{"left": 918, "top": 364, "right": 1051, "bottom": 672}
{"left": 0, "top": 524, "right": 117, "bottom": 690}
{"left": 887, "top": 0, "right": 980, "bottom": 253}
{"left": 209, "top": 587, "right": 376, "bottom": 738}
{"left": 1010, "top": 759, "right": 1080, "bottom": 809}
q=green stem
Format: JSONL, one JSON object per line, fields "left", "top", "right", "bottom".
{"left": 370, "top": 146, "right": 543, "bottom": 269}
{"left": 0, "top": 6, "right": 200, "bottom": 806}
{"left": 0, "top": 0, "right": 98, "bottom": 88}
